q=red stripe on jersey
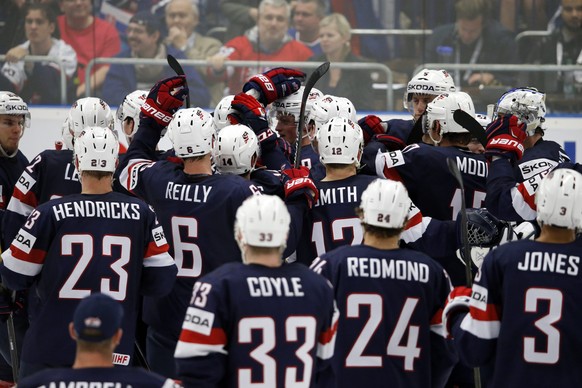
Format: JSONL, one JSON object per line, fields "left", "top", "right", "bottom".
{"left": 404, "top": 208, "right": 423, "bottom": 230}
{"left": 179, "top": 327, "right": 227, "bottom": 346}
{"left": 319, "top": 319, "right": 338, "bottom": 345}
{"left": 13, "top": 188, "right": 38, "bottom": 209}
{"left": 384, "top": 167, "right": 403, "bottom": 183}
{"left": 11, "top": 246, "right": 46, "bottom": 264}
{"left": 470, "top": 303, "right": 500, "bottom": 321}
{"left": 430, "top": 307, "right": 444, "bottom": 325}
{"left": 517, "top": 183, "right": 536, "bottom": 211}
{"left": 145, "top": 241, "right": 170, "bottom": 257}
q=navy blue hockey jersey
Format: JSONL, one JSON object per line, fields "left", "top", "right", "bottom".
{"left": 174, "top": 262, "right": 338, "bottom": 388}
{"left": 312, "top": 244, "right": 456, "bottom": 388}
{"left": 3, "top": 149, "right": 80, "bottom": 245}
{"left": 0, "top": 192, "right": 177, "bottom": 367}
{"left": 515, "top": 139, "right": 569, "bottom": 182}
{"left": 376, "top": 144, "right": 487, "bottom": 221}
{"left": 295, "top": 174, "right": 377, "bottom": 265}
{"left": 17, "top": 366, "right": 180, "bottom": 388}
{"left": 0, "top": 150, "right": 28, "bottom": 248}
{"left": 451, "top": 239, "right": 582, "bottom": 387}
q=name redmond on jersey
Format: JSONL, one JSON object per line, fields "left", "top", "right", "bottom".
{"left": 52, "top": 201, "right": 141, "bottom": 221}
{"left": 347, "top": 257, "right": 430, "bottom": 283}
{"left": 517, "top": 251, "right": 580, "bottom": 276}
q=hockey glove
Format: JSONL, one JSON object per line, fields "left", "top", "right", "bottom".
{"left": 243, "top": 67, "right": 305, "bottom": 106}
{"left": 282, "top": 166, "right": 319, "bottom": 208}
{"left": 485, "top": 115, "right": 526, "bottom": 161}
{"left": 373, "top": 134, "right": 407, "bottom": 151}
{"left": 141, "top": 75, "right": 188, "bottom": 126}
{"left": 442, "top": 286, "right": 472, "bottom": 338}
{"left": 229, "top": 93, "right": 278, "bottom": 150}
{"left": 358, "top": 115, "right": 387, "bottom": 145}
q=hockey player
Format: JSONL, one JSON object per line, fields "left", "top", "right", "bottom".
{"left": 294, "top": 116, "right": 377, "bottom": 265}
{"left": 444, "top": 168, "right": 582, "bottom": 387}
{"left": 485, "top": 87, "right": 570, "bottom": 222}
{"left": 116, "top": 90, "right": 147, "bottom": 145}
{"left": 119, "top": 76, "right": 317, "bottom": 377}
{"left": 0, "top": 126, "right": 177, "bottom": 378}
{"left": 175, "top": 195, "right": 337, "bottom": 387}
{"left": 16, "top": 293, "right": 180, "bottom": 388}
{"left": 267, "top": 85, "right": 322, "bottom": 169}
{"left": 311, "top": 179, "right": 456, "bottom": 387}
{"left": 2, "top": 96, "right": 114, "bottom": 248}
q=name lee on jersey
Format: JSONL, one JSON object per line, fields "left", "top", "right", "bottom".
{"left": 517, "top": 251, "right": 580, "bottom": 276}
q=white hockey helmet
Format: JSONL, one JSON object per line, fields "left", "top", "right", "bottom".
{"left": 317, "top": 117, "right": 363, "bottom": 167}
{"left": 74, "top": 126, "right": 119, "bottom": 173}
{"left": 214, "top": 124, "right": 260, "bottom": 175}
{"left": 475, "top": 113, "right": 491, "bottom": 129}
{"left": 404, "top": 69, "right": 456, "bottom": 111}
{"left": 493, "top": 87, "right": 546, "bottom": 136}
{"left": 167, "top": 108, "right": 216, "bottom": 158}
{"left": 213, "top": 94, "right": 235, "bottom": 131}
{"left": 0, "top": 91, "right": 30, "bottom": 128}
{"left": 360, "top": 179, "right": 411, "bottom": 229}
{"left": 268, "top": 86, "right": 323, "bottom": 127}
{"left": 536, "top": 168, "right": 582, "bottom": 229}
{"left": 116, "top": 90, "right": 147, "bottom": 140}
{"left": 308, "top": 94, "right": 357, "bottom": 133}
{"left": 68, "top": 97, "right": 114, "bottom": 141}
{"left": 424, "top": 91, "right": 476, "bottom": 135}
{"left": 61, "top": 117, "right": 74, "bottom": 150}
{"left": 235, "top": 194, "right": 291, "bottom": 251}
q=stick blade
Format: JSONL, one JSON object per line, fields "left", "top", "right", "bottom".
{"left": 167, "top": 54, "right": 184, "bottom": 75}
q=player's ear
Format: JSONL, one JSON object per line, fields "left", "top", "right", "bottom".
{"left": 69, "top": 322, "right": 78, "bottom": 340}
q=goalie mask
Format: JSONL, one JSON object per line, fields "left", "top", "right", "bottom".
{"left": 493, "top": 87, "right": 546, "bottom": 136}
{"left": 214, "top": 124, "right": 260, "bottom": 175}
{"left": 359, "top": 179, "right": 411, "bottom": 229}
{"left": 536, "top": 168, "right": 582, "bottom": 229}
{"left": 235, "top": 195, "right": 291, "bottom": 252}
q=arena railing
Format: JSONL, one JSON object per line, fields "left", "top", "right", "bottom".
{"left": 85, "top": 58, "right": 395, "bottom": 110}
{"left": 0, "top": 55, "right": 69, "bottom": 105}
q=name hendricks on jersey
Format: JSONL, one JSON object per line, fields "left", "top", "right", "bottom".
{"left": 456, "top": 156, "right": 487, "bottom": 178}
{"left": 347, "top": 257, "right": 430, "bottom": 283}
{"left": 247, "top": 276, "right": 305, "bottom": 297}
{"left": 517, "top": 251, "right": 580, "bottom": 276}
{"left": 52, "top": 201, "right": 141, "bottom": 221}
{"left": 315, "top": 186, "right": 358, "bottom": 207}
{"left": 165, "top": 182, "right": 212, "bottom": 203}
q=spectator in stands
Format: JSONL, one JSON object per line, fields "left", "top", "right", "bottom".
{"left": 310, "top": 13, "right": 375, "bottom": 110}
{"left": 497, "top": 0, "right": 561, "bottom": 32}
{"left": 102, "top": 11, "right": 210, "bottom": 107}
{"left": 207, "top": 0, "right": 313, "bottom": 95}
{"left": 0, "top": 0, "right": 26, "bottom": 55}
{"left": 58, "top": 0, "right": 121, "bottom": 98}
{"left": 425, "top": 0, "right": 519, "bottom": 87}
{"left": 164, "top": 0, "right": 223, "bottom": 105}
{"left": 289, "top": 0, "right": 326, "bottom": 56}
{"left": 220, "top": 0, "right": 259, "bottom": 42}
{"left": 0, "top": 3, "right": 77, "bottom": 104}
{"left": 526, "top": 0, "right": 582, "bottom": 110}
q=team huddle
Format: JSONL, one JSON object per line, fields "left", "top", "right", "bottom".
{"left": 0, "top": 65, "right": 580, "bottom": 388}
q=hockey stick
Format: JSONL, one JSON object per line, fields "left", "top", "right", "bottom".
{"left": 0, "top": 286, "right": 20, "bottom": 383}
{"left": 453, "top": 109, "right": 487, "bottom": 146}
{"left": 294, "top": 61, "right": 330, "bottom": 168}
{"left": 446, "top": 157, "right": 482, "bottom": 388}
{"left": 134, "top": 340, "right": 150, "bottom": 371}
{"left": 166, "top": 54, "right": 190, "bottom": 108}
